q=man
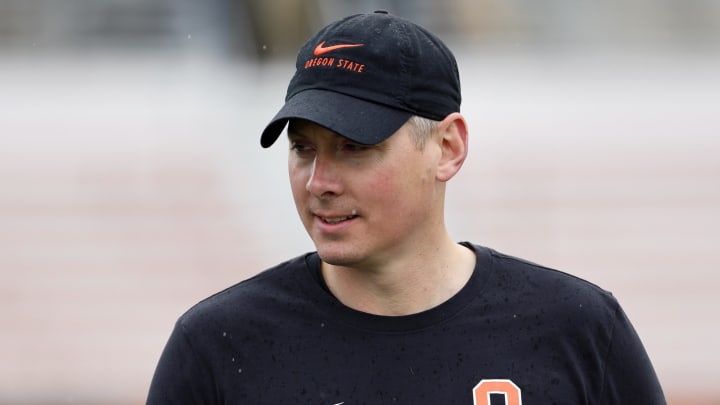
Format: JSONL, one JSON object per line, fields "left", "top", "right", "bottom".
{"left": 148, "top": 11, "right": 666, "bottom": 404}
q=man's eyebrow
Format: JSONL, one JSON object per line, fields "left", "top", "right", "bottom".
{"left": 286, "top": 129, "right": 308, "bottom": 141}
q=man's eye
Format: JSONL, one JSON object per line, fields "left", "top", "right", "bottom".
{"left": 290, "top": 143, "right": 313, "bottom": 153}
{"left": 342, "top": 142, "right": 370, "bottom": 152}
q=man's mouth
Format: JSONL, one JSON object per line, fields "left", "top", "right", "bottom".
{"left": 320, "top": 215, "right": 358, "bottom": 224}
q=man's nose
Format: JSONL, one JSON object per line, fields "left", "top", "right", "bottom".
{"left": 306, "top": 152, "right": 343, "bottom": 198}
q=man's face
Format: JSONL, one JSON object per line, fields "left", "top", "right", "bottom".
{"left": 287, "top": 119, "right": 444, "bottom": 269}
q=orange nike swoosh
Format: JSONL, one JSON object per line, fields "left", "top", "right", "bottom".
{"left": 313, "top": 41, "right": 364, "bottom": 56}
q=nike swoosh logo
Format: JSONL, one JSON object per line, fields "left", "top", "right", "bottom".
{"left": 313, "top": 41, "right": 364, "bottom": 56}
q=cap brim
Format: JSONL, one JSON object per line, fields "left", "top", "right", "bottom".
{"left": 260, "top": 89, "right": 412, "bottom": 148}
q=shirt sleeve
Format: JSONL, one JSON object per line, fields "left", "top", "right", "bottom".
{"left": 146, "top": 320, "right": 218, "bottom": 405}
{"left": 598, "top": 302, "right": 666, "bottom": 404}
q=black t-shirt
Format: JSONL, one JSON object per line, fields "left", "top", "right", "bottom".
{"left": 147, "top": 244, "right": 666, "bottom": 404}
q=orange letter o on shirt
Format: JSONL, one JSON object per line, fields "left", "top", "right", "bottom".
{"left": 472, "top": 379, "right": 522, "bottom": 405}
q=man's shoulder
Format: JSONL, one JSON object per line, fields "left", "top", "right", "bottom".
{"left": 177, "top": 253, "right": 313, "bottom": 327}
{"left": 479, "top": 244, "right": 610, "bottom": 291}
{"left": 473, "top": 244, "right": 620, "bottom": 317}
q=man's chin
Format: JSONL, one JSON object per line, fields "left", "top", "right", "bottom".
{"left": 317, "top": 252, "right": 356, "bottom": 267}
{"left": 316, "top": 246, "right": 364, "bottom": 268}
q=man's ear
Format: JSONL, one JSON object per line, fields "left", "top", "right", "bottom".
{"left": 435, "top": 112, "right": 469, "bottom": 182}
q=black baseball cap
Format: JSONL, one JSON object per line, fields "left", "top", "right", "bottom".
{"left": 260, "top": 10, "right": 461, "bottom": 148}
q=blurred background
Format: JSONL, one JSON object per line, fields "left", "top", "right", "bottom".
{"left": 1, "top": 0, "right": 718, "bottom": 403}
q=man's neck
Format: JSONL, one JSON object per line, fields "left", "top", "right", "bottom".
{"left": 320, "top": 239, "right": 476, "bottom": 316}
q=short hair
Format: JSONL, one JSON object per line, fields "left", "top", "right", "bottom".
{"left": 407, "top": 115, "right": 439, "bottom": 149}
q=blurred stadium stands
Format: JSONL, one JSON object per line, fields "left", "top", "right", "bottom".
{"left": 1, "top": 1, "right": 719, "bottom": 404}
{"left": 1, "top": 0, "right": 718, "bottom": 56}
